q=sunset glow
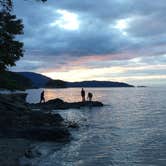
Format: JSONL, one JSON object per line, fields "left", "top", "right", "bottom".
{"left": 42, "top": 63, "right": 166, "bottom": 86}
{"left": 12, "top": 0, "right": 166, "bottom": 86}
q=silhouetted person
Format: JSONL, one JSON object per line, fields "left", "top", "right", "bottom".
{"left": 81, "top": 88, "right": 85, "bottom": 102}
{"left": 40, "top": 90, "right": 45, "bottom": 103}
{"left": 87, "top": 92, "right": 93, "bottom": 102}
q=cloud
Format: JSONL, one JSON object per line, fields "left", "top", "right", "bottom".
{"left": 11, "top": 0, "right": 166, "bottom": 85}
{"left": 12, "top": 0, "right": 133, "bottom": 56}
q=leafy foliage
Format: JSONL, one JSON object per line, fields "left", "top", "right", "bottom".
{"left": 0, "top": 11, "right": 24, "bottom": 71}
{"left": 0, "top": 0, "right": 47, "bottom": 71}
{"left": 0, "top": 0, "right": 12, "bottom": 11}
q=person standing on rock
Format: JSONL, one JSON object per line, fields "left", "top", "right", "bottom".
{"left": 40, "top": 90, "right": 45, "bottom": 103}
{"left": 87, "top": 92, "right": 93, "bottom": 102}
{"left": 81, "top": 88, "right": 85, "bottom": 102}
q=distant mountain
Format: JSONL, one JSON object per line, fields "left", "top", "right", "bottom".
{"left": 137, "top": 86, "right": 147, "bottom": 88}
{"left": 18, "top": 72, "right": 52, "bottom": 88}
{"left": 17, "top": 72, "right": 134, "bottom": 88}
{"left": 66, "top": 81, "right": 134, "bottom": 88}
{"left": 45, "top": 80, "right": 134, "bottom": 88}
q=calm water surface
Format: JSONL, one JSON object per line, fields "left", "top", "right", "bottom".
{"left": 23, "top": 87, "right": 166, "bottom": 166}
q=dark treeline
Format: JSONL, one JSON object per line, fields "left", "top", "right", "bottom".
{"left": 0, "top": 11, "right": 24, "bottom": 71}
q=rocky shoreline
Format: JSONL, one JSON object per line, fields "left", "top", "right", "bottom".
{"left": 0, "top": 93, "right": 103, "bottom": 165}
{"left": 0, "top": 93, "right": 71, "bottom": 142}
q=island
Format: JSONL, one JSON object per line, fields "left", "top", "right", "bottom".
{"left": 0, "top": 71, "right": 134, "bottom": 90}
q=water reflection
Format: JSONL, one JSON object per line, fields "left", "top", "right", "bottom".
{"left": 26, "top": 88, "right": 105, "bottom": 103}
{"left": 24, "top": 87, "right": 166, "bottom": 166}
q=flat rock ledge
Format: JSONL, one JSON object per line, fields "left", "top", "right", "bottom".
{"left": 29, "top": 98, "right": 104, "bottom": 110}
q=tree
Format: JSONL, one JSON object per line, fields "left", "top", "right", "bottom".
{"left": 0, "top": 0, "right": 46, "bottom": 71}
{"left": 0, "top": 11, "right": 24, "bottom": 71}
{"left": 0, "top": 0, "right": 12, "bottom": 12}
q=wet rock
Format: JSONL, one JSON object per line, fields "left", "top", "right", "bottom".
{"left": 28, "top": 112, "right": 64, "bottom": 126}
{"left": 0, "top": 138, "right": 30, "bottom": 166}
{"left": 24, "top": 148, "right": 41, "bottom": 159}
{"left": 22, "top": 127, "right": 70, "bottom": 142}
{"left": 0, "top": 93, "right": 30, "bottom": 112}
{"left": 29, "top": 98, "right": 104, "bottom": 110}
{"left": 3, "top": 127, "right": 70, "bottom": 142}
{"left": 0, "top": 94, "right": 71, "bottom": 142}
{"left": 67, "top": 121, "right": 79, "bottom": 128}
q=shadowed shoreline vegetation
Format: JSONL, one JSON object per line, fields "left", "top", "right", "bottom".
{"left": 0, "top": 71, "right": 32, "bottom": 90}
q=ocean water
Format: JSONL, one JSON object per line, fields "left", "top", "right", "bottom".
{"left": 23, "top": 87, "right": 166, "bottom": 166}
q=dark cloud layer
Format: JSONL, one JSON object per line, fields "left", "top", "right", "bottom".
{"left": 11, "top": 0, "right": 166, "bottom": 85}
{"left": 12, "top": 0, "right": 166, "bottom": 57}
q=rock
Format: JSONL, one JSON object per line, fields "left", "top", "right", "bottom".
{"left": 0, "top": 93, "right": 30, "bottom": 112}
{"left": 47, "top": 98, "right": 64, "bottom": 105}
{"left": 29, "top": 98, "right": 104, "bottom": 110}
{"left": 0, "top": 94, "right": 71, "bottom": 142}
{"left": 24, "top": 148, "right": 42, "bottom": 159}
{"left": 0, "top": 138, "right": 30, "bottom": 166}
{"left": 0, "top": 109, "right": 64, "bottom": 129}
{"left": 21, "top": 127, "right": 70, "bottom": 142}
{"left": 3, "top": 127, "right": 70, "bottom": 142}
{"left": 0, "top": 93, "right": 103, "bottom": 141}
{"left": 28, "top": 112, "right": 64, "bottom": 126}
{"left": 0, "top": 111, "right": 71, "bottom": 141}
{"left": 67, "top": 121, "right": 79, "bottom": 128}
{"left": 70, "top": 101, "right": 104, "bottom": 107}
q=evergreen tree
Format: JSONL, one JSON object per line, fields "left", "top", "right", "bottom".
{"left": 0, "top": 11, "right": 24, "bottom": 71}
{"left": 0, "top": 0, "right": 12, "bottom": 12}
{"left": 0, "top": 0, "right": 46, "bottom": 71}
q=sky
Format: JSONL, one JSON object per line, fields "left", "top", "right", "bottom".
{"left": 11, "top": 0, "right": 166, "bottom": 86}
